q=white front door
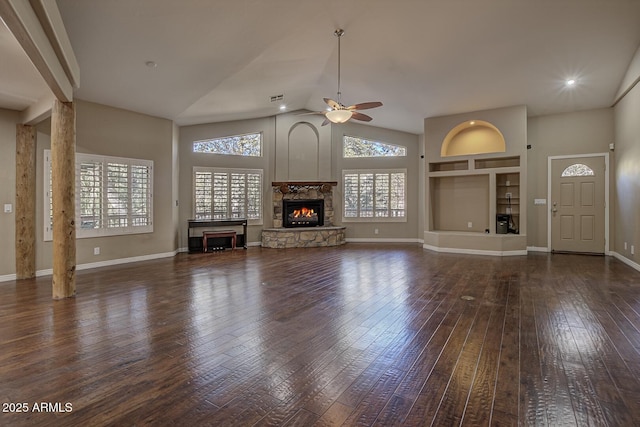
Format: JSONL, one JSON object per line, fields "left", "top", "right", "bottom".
{"left": 550, "top": 156, "right": 606, "bottom": 254}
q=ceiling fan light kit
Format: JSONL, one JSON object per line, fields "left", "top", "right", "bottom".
{"left": 308, "top": 29, "right": 382, "bottom": 126}
{"left": 326, "top": 109, "right": 353, "bottom": 123}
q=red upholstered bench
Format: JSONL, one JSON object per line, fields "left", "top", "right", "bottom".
{"left": 202, "top": 230, "right": 236, "bottom": 252}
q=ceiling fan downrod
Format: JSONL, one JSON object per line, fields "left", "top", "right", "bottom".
{"left": 335, "top": 29, "right": 344, "bottom": 105}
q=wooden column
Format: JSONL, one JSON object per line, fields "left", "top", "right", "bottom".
{"left": 15, "top": 124, "right": 37, "bottom": 279}
{"left": 51, "top": 100, "right": 76, "bottom": 299}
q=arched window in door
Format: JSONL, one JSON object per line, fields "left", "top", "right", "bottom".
{"left": 561, "top": 163, "right": 595, "bottom": 177}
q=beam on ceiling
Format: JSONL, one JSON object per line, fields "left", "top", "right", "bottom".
{"left": 613, "top": 44, "right": 640, "bottom": 106}
{"left": 0, "top": 0, "right": 75, "bottom": 102}
{"left": 30, "top": 0, "right": 80, "bottom": 89}
{"left": 20, "top": 93, "right": 54, "bottom": 125}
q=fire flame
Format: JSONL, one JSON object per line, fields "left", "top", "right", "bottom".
{"left": 293, "top": 207, "right": 315, "bottom": 218}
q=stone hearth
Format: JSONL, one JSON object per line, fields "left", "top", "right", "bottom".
{"left": 261, "top": 226, "right": 346, "bottom": 248}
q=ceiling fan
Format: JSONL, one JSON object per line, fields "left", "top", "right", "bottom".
{"left": 306, "top": 29, "right": 383, "bottom": 126}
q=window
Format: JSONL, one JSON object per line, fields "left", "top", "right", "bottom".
{"left": 343, "top": 135, "right": 406, "bottom": 158}
{"left": 44, "top": 150, "right": 153, "bottom": 240}
{"left": 343, "top": 169, "right": 406, "bottom": 221}
{"left": 561, "top": 163, "right": 595, "bottom": 177}
{"left": 193, "top": 167, "right": 262, "bottom": 224}
{"left": 193, "top": 132, "right": 262, "bottom": 156}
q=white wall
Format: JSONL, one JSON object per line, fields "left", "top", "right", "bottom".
{"left": 178, "top": 117, "right": 275, "bottom": 247}
{"left": 527, "top": 108, "right": 614, "bottom": 249}
{"left": 178, "top": 112, "right": 421, "bottom": 247}
{"left": 614, "top": 75, "right": 640, "bottom": 264}
{"left": 333, "top": 120, "right": 421, "bottom": 241}
{"left": 0, "top": 109, "right": 18, "bottom": 277}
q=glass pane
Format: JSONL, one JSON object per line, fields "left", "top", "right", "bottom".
{"left": 246, "top": 173, "right": 262, "bottom": 220}
{"left": 359, "top": 174, "right": 374, "bottom": 217}
{"left": 131, "top": 165, "right": 151, "bottom": 226}
{"left": 212, "top": 173, "right": 229, "bottom": 219}
{"left": 343, "top": 136, "right": 406, "bottom": 158}
{"left": 230, "top": 173, "right": 246, "bottom": 218}
{"left": 390, "top": 173, "right": 406, "bottom": 217}
{"left": 79, "top": 162, "right": 103, "bottom": 229}
{"left": 561, "top": 163, "right": 595, "bottom": 177}
{"left": 107, "top": 163, "right": 129, "bottom": 227}
{"left": 343, "top": 174, "right": 359, "bottom": 217}
{"left": 194, "top": 172, "right": 212, "bottom": 219}
{"left": 374, "top": 174, "right": 390, "bottom": 217}
{"left": 193, "top": 133, "right": 261, "bottom": 156}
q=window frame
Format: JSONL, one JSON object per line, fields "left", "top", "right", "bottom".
{"left": 561, "top": 163, "right": 595, "bottom": 177}
{"left": 342, "top": 168, "right": 407, "bottom": 222}
{"left": 192, "top": 132, "right": 263, "bottom": 157}
{"left": 192, "top": 166, "right": 263, "bottom": 225}
{"left": 342, "top": 135, "right": 407, "bottom": 158}
{"left": 44, "top": 150, "right": 154, "bottom": 241}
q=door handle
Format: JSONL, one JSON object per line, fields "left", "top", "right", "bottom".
{"left": 552, "top": 208, "right": 557, "bottom": 213}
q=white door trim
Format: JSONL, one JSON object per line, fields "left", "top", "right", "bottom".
{"left": 547, "top": 152, "right": 609, "bottom": 254}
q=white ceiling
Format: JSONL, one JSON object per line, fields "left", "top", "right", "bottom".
{"left": 2, "top": 0, "right": 640, "bottom": 134}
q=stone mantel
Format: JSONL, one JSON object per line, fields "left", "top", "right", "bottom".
{"left": 271, "top": 181, "right": 337, "bottom": 186}
{"left": 272, "top": 181, "right": 337, "bottom": 195}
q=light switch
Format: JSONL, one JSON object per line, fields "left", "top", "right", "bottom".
{"left": 4, "top": 204, "right": 11, "bottom": 213}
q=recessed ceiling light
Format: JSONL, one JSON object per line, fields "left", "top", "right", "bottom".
{"left": 279, "top": 105, "right": 286, "bottom": 111}
{"left": 566, "top": 79, "right": 576, "bottom": 86}
{"left": 145, "top": 61, "right": 157, "bottom": 68}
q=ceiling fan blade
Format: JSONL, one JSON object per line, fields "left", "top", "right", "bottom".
{"left": 347, "top": 101, "right": 383, "bottom": 111}
{"left": 324, "top": 98, "right": 340, "bottom": 109}
{"left": 321, "top": 118, "right": 331, "bottom": 126}
{"left": 351, "top": 112, "right": 373, "bottom": 122}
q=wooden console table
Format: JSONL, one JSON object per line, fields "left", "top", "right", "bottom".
{"left": 188, "top": 219, "right": 248, "bottom": 252}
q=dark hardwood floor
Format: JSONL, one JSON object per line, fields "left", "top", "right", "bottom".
{"left": 2, "top": 244, "right": 640, "bottom": 426}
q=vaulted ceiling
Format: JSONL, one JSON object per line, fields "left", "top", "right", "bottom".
{"left": 2, "top": 0, "right": 640, "bottom": 134}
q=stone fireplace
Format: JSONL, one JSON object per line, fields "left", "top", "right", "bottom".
{"left": 261, "top": 181, "right": 345, "bottom": 248}
{"left": 270, "top": 182, "right": 335, "bottom": 228}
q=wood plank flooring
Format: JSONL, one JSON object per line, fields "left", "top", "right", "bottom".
{"left": 2, "top": 244, "right": 640, "bottom": 426}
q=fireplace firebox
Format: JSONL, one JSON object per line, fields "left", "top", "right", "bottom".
{"left": 283, "top": 199, "right": 324, "bottom": 228}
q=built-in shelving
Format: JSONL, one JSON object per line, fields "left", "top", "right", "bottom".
{"left": 424, "top": 108, "right": 527, "bottom": 256}
{"left": 428, "top": 157, "right": 523, "bottom": 236}
{"left": 429, "top": 160, "right": 468, "bottom": 172}
{"left": 496, "top": 172, "right": 520, "bottom": 233}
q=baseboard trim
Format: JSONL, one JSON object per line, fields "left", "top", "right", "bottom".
{"left": 423, "top": 243, "right": 527, "bottom": 257}
{"left": 527, "top": 246, "right": 549, "bottom": 253}
{"left": 27, "top": 250, "right": 179, "bottom": 279}
{"left": 0, "top": 273, "right": 17, "bottom": 282}
{"left": 346, "top": 238, "right": 423, "bottom": 244}
{"left": 611, "top": 251, "right": 640, "bottom": 273}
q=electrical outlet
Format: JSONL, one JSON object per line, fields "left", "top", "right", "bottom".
{"left": 467, "top": 222, "right": 473, "bottom": 228}
{"left": 625, "top": 242, "right": 628, "bottom": 250}
{"left": 632, "top": 245, "right": 635, "bottom": 255}
{"left": 374, "top": 228, "right": 379, "bottom": 235}
{"left": 3, "top": 204, "right": 11, "bottom": 213}
{"left": 93, "top": 247, "right": 100, "bottom": 255}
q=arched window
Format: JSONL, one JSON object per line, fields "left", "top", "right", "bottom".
{"left": 561, "top": 163, "right": 595, "bottom": 177}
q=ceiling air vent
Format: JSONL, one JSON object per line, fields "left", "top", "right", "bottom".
{"left": 270, "top": 94, "right": 284, "bottom": 102}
